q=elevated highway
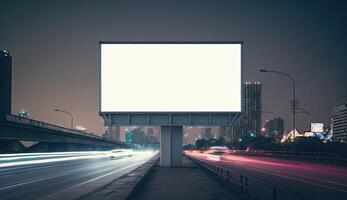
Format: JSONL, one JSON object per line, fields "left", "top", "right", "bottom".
{"left": 0, "top": 113, "right": 125, "bottom": 152}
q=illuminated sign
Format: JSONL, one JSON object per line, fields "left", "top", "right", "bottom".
{"left": 311, "top": 123, "right": 324, "bottom": 133}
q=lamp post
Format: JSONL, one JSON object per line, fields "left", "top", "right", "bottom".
{"left": 260, "top": 69, "right": 296, "bottom": 132}
{"left": 261, "top": 110, "right": 277, "bottom": 118}
{"left": 54, "top": 109, "right": 74, "bottom": 129}
{"left": 296, "top": 107, "right": 310, "bottom": 115}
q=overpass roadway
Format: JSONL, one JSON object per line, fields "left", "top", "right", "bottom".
{"left": 0, "top": 114, "right": 124, "bottom": 151}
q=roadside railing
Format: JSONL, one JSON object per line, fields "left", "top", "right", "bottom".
{"left": 185, "top": 154, "right": 312, "bottom": 200}
{"left": 229, "top": 150, "right": 347, "bottom": 162}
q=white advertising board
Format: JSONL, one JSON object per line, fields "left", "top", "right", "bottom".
{"left": 101, "top": 43, "right": 241, "bottom": 113}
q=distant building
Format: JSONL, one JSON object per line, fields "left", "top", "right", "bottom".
{"left": 182, "top": 126, "right": 222, "bottom": 145}
{"left": 264, "top": 117, "right": 284, "bottom": 139}
{"left": 201, "top": 127, "right": 212, "bottom": 139}
{"left": 125, "top": 131, "right": 133, "bottom": 145}
{"left": 121, "top": 127, "right": 159, "bottom": 148}
{"left": 243, "top": 82, "right": 262, "bottom": 135}
{"left": 143, "top": 126, "right": 160, "bottom": 140}
{"left": 0, "top": 50, "right": 12, "bottom": 114}
{"left": 227, "top": 117, "right": 243, "bottom": 143}
{"left": 183, "top": 126, "right": 200, "bottom": 144}
{"left": 103, "top": 126, "right": 120, "bottom": 141}
{"left": 332, "top": 102, "right": 347, "bottom": 143}
{"left": 211, "top": 127, "right": 221, "bottom": 138}
{"left": 219, "top": 126, "right": 228, "bottom": 141}
{"left": 221, "top": 82, "right": 262, "bottom": 143}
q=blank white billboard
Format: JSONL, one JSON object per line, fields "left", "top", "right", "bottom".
{"left": 101, "top": 43, "right": 241, "bottom": 112}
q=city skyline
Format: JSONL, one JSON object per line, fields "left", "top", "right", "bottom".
{"left": 1, "top": 0, "right": 347, "bottom": 134}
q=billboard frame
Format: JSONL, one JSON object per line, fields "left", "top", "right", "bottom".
{"left": 99, "top": 41, "right": 243, "bottom": 126}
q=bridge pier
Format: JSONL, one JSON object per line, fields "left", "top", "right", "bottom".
{"left": 160, "top": 126, "right": 182, "bottom": 167}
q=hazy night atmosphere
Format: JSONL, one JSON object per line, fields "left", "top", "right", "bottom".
{"left": 1, "top": 0, "right": 346, "bottom": 134}
{"left": 1, "top": 1, "right": 347, "bottom": 200}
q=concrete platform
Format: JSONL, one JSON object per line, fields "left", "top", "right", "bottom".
{"left": 132, "top": 157, "right": 241, "bottom": 200}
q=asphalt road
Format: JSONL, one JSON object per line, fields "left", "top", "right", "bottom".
{"left": 185, "top": 151, "right": 347, "bottom": 200}
{"left": 0, "top": 151, "right": 156, "bottom": 200}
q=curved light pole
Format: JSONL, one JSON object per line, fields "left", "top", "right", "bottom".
{"left": 54, "top": 109, "right": 74, "bottom": 129}
{"left": 260, "top": 69, "right": 296, "bottom": 132}
{"left": 296, "top": 107, "right": 310, "bottom": 115}
{"left": 261, "top": 110, "right": 277, "bottom": 118}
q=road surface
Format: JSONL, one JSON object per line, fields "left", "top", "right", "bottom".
{"left": 0, "top": 151, "right": 157, "bottom": 200}
{"left": 185, "top": 151, "right": 347, "bottom": 200}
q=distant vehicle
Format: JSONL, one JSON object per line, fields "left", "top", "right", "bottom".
{"left": 108, "top": 149, "right": 133, "bottom": 159}
{"left": 205, "top": 146, "right": 229, "bottom": 155}
{"left": 18, "top": 111, "right": 29, "bottom": 118}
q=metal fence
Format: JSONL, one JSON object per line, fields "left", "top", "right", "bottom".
{"left": 2, "top": 113, "right": 108, "bottom": 141}
{"left": 185, "top": 154, "right": 312, "bottom": 200}
{"left": 230, "top": 150, "right": 347, "bottom": 162}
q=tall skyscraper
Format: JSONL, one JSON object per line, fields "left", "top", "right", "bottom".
{"left": 0, "top": 50, "right": 12, "bottom": 114}
{"left": 264, "top": 117, "right": 284, "bottom": 139}
{"left": 243, "top": 82, "right": 262, "bottom": 135}
{"left": 332, "top": 102, "right": 347, "bottom": 143}
{"left": 221, "top": 82, "right": 262, "bottom": 143}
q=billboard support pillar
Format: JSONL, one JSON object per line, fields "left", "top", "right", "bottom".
{"left": 160, "top": 126, "right": 182, "bottom": 167}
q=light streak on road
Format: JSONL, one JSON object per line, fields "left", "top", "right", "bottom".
{"left": 0, "top": 150, "right": 158, "bottom": 168}
{"left": 184, "top": 150, "right": 347, "bottom": 200}
{"left": 0, "top": 150, "right": 158, "bottom": 200}
{"left": 0, "top": 151, "right": 105, "bottom": 162}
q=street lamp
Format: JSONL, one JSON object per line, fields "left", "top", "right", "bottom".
{"left": 260, "top": 69, "right": 296, "bottom": 132}
{"left": 296, "top": 107, "right": 310, "bottom": 115}
{"left": 54, "top": 108, "right": 74, "bottom": 129}
{"left": 261, "top": 110, "right": 277, "bottom": 118}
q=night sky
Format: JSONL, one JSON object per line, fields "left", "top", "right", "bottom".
{"left": 1, "top": 0, "right": 347, "bottom": 135}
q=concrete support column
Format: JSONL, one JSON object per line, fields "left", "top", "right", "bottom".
{"left": 160, "top": 126, "right": 182, "bottom": 167}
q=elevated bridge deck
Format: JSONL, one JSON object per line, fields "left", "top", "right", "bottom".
{"left": 0, "top": 113, "right": 125, "bottom": 151}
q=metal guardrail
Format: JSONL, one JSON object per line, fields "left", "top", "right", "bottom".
{"left": 230, "top": 150, "right": 347, "bottom": 161}
{"left": 1, "top": 113, "right": 115, "bottom": 142}
{"left": 185, "top": 154, "right": 312, "bottom": 200}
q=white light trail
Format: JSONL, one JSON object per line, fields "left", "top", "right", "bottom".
{"left": 0, "top": 150, "right": 158, "bottom": 168}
